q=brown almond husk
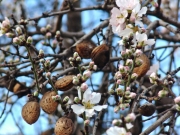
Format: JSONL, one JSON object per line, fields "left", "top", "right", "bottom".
{"left": 55, "top": 75, "right": 74, "bottom": 91}
{"left": 54, "top": 117, "right": 74, "bottom": 135}
{"left": 22, "top": 98, "right": 40, "bottom": 125}
{"left": 91, "top": 44, "right": 110, "bottom": 69}
{"left": 40, "top": 91, "right": 58, "bottom": 114}
{"left": 133, "top": 54, "right": 150, "bottom": 78}
{"left": 138, "top": 103, "right": 155, "bottom": 116}
{"left": 76, "top": 40, "right": 96, "bottom": 59}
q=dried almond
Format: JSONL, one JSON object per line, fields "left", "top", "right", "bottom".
{"left": 138, "top": 103, "right": 155, "bottom": 116}
{"left": 133, "top": 54, "right": 150, "bottom": 78}
{"left": 21, "top": 97, "right": 40, "bottom": 125}
{"left": 40, "top": 91, "right": 58, "bottom": 114}
{"left": 55, "top": 75, "right": 74, "bottom": 91}
{"left": 76, "top": 40, "right": 96, "bottom": 59}
{"left": 54, "top": 117, "right": 74, "bottom": 135}
{"left": 91, "top": 44, "right": 110, "bottom": 69}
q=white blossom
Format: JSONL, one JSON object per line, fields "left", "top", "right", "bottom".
{"left": 71, "top": 89, "right": 107, "bottom": 118}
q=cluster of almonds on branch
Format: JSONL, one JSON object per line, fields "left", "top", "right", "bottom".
{"left": 76, "top": 40, "right": 110, "bottom": 69}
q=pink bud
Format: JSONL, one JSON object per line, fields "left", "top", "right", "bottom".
{"left": 83, "top": 70, "right": 91, "bottom": 79}
{"left": 80, "top": 83, "right": 88, "bottom": 91}
{"left": 84, "top": 120, "right": 90, "bottom": 126}
{"left": 46, "top": 32, "right": 52, "bottom": 38}
{"left": 135, "top": 49, "right": 142, "bottom": 57}
{"left": 129, "top": 92, "right": 136, "bottom": 99}
{"left": 174, "top": 96, "right": 180, "bottom": 104}
{"left": 40, "top": 27, "right": 46, "bottom": 33}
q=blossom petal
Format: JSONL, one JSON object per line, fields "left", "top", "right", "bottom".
{"left": 71, "top": 104, "right": 85, "bottom": 115}
{"left": 135, "top": 20, "right": 144, "bottom": 27}
{"left": 78, "top": 89, "right": 82, "bottom": 100}
{"left": 90, "top": 92, "right": 101, "bottom": 104}
{"left": 133, "top": 3, "right": 141, "bottom": 13}
{"left": 145, "top": 39, "right": 155, "bottom": 46}
{"left": 126, "top": 123, "right": 133, "bottom": 129}
{"left": 85, "top": 109, "right": 95, "bottom": 117}
{"left": 83, "top": 89, "right": 92, "bottom": 102}
{"left": 138, "top": 7, "right": 147, "bottom": 17}
{"left": 93, "top": 105, "right": 108, "bottom": 111}
{"left": 106, "top": 126, "right": 127, "bottom": 135}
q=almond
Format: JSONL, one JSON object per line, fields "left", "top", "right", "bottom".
{"left": 22, "top": 98, "right": 40, "bottom": 125}
{"left": 54, "top": 117, "right": 74, "bottom": 135}
{"left": 76, "top": 40, "right": 96, "bottom": 59}
{"left": 55, "top": 75, "right": 74, "bottom": 91}
{"left": 40, "top": 91, "right": 58, "bottom": 114}
{"left": 91, "top": 44, "right": 110, "bottom": 69}
{"left": 138, "top": 103, "right": 155, "bottom": 116}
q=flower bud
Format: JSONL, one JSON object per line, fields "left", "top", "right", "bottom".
{"left": 52, "top": 40, "right": 58, "bottom": 48}
{"left": 39, "top": 49, "right": 44, "bottom": 58}
{"left": 116, "top": 79, "right": 123, "bottom": 85}
{"left": 121, "top": 50, "right": 127, "bottom": 58}
{"left": 129, "top": 92, "right": 136, "bottom": 99}
{"left": 126, "top": 87, "right": 130, "bottom": 91}
{"left": 80, "top": 83, "right": 88, "bottom": 92}
{"left": 13, "top": 37, "right": 21, "bottom": 45}
{"left": 84, "top": 120, "right": 90, "bottom": 126}
{"left": 83, "top": 70, "right": 91, "bottom": 80}
{"left": 74, "top": 97, "right": 80, "bottom": 103}
{"left": 73, "top": 52, "right": 79, "bottom": 58}
{"left": 46, "top": 24, "right": 51, "bottom": 31}
{"left": 125, "top": 113, "right": 136, "bottom": 123}
{"left": 76, "top": 56, "right": 81, "bottom": 62}
{"left": 135, "top": 59, "right": 143, "bottom": 67}
{"left": 131, "top": 73, "right": 138, "bottom": 80}
{"left": 116, "top": 88, "right": 124, "bottom": 96}
{"left": 46, "top": 72, "right": 51, "bottom": 78}
{"left": 89, "top": 61, "right": 94, "bottom": 68}
{"left": 26, "top": 36, "right": 33, "bottom": 44}
{"left": 149, "top": 72, "right": 158, "bottom": 84}
{"left": 52, "top": 95, "right": 61, "bottom": 101}
{"left": 125, "top": 59, "right": 133, "bottom": 66}
{"left": 112, "top": 119, "right": 122, "bottom": 126}
{"left": 44, "top": 60, "right": 51, "bottom": 68}
{"left": 73, "top": 77, "right": 79, "bottom": 85}
{"left": 46, "top": 32, "right": 52, "bottom": 38}
{"left": 33, "top": 91, "right": 39, "bottom": 97}
{"left": 158, "top": 90, "right": 168, "bottom": 98}
{"left": 114, "top": 72, "right": 122, "bottom": 80}
{"left": 16, "top": 26, "right": 22, "bottom": 35}
{"left": 40, "top": 27, "right": 46, "bottom": 33}
{"left": 63, "top": 96, "right": 70, "bottom": 104}
{"left": 174, "top": 96, "right": 180, "bottom": 104}
{"left": 56, "top": 30, "right": 60, "bottom": 37}
{"left": 6, "top": 32, "right": 15, "bottom": 38}
{"left": 134, "top": 49, "right": 142, "bottom": 57}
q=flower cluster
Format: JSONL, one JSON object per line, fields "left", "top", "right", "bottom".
{"left": 68, "top": 52, "right": 107, "bottom": 118}
{"left": 69, "top": 52, "right": 82, "bottom": 67}
{"left": 114, "top": 86, "right": 136, "bottom": 111}
{"left": 106, "top": 113, "right": 136, "bottom": 135}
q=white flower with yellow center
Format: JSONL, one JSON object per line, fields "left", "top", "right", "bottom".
{"left": 71, "top": 89, "right": 107, "bottom": 118}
